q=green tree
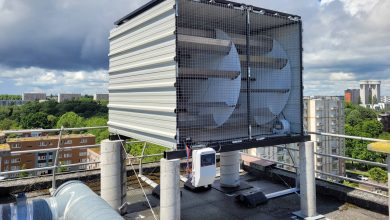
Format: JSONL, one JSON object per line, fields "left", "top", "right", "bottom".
{"left": 368, "top": 167, "right": 387, "bottom": 183}
{"left": 346, "top": 110, "right": 362, "bottom": 126}
{"left": 56, "top": 112, "right": 85, "bottom": 128}
{"left": 57, "top": 161, "right": 68, "bottom": 173}
{"left": 18, "top": 164, "right": 29, "bottom": 178}
{"left": 0, "top": 118, "right": 18, "bottom": 130}
{"left": 373, "top": 95, "right": 377, "bottom": 104}
{"left": 361, "top": 120, "right": 383, "bottom": 137}
{"left": 0, "top": 95, "right": 21, "bottom": 100}
{"left": 85, "top": 116, "right": 109, "bottom": 143}
{"left": 47, "top": 115, "right": 58, "bottom": 128}
{"left": 20, "top": 112, "right": 50, "bottom": 129}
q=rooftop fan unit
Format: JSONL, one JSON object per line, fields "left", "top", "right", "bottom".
{"left": 108, "top": 0, "right": 306, "bottom": 152}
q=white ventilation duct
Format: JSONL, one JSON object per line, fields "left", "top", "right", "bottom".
{"left": 0, "top": 181, "right": 124, "bottom": 220}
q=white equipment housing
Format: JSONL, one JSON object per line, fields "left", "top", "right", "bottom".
{"left": 191, "top": 148, "right": 216, "bottom": 187}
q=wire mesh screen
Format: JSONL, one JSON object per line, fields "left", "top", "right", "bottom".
{"left": 248, "top": 10, "right": 302, "bottom": 137}
{"left": 176, "top": 0, "right": 302, "bottom": 147}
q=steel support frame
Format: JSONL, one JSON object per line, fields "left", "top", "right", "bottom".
{"left": 293, "top": 141, "right": 324, "bottom": 220}
{"left": 164, "top": 135, "right": 310, "bottom": 159}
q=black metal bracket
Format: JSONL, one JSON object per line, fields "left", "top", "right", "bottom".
{"left": 109, "top": 134, "right": 128, "bottom": 141}
{"left": 164, "top": 135, "right": 310, "bottom": 160}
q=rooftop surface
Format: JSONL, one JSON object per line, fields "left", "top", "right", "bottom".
{"left": 0, "top": 143, "right": 10, "bottom": 151}
{"left": 123, "top": 173, "right": 388, "bottom": 220}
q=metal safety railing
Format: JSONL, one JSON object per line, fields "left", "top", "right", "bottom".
{"left": 1, "top": 127, "right": 389, "bottom": 194}
{"left": 0, "top": 126, "right": 164, "bottom": 193}
{"left": 246, "top": 131, "right": 390, "bottom": 192}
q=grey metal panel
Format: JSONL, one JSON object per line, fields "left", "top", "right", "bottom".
{"left": 108, "top": 0, "right": 177, "bottom": 149}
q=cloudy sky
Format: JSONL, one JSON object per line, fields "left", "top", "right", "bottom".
{"left": 0, "top": 0, "right": 389, "bottom": 96}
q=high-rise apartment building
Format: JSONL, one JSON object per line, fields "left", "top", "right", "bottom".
{"left": 93, "top": 94, "right": 109, "bottom": 101}
{"left": 22, "top": 93, "right": 46, "bottom": 101}
{"left": 381, "top": 96, "right": 390, "bottom": 103}
{"left": 251, "top": 97, "right": 345, "bottom": 177}
{"left": 57, "top": 93, "right": 81, "bottom": 103}
{"left": 379, "top": 112, "right": 390, "bottom": 132}
{"left": 360, "top": 81, "right": 381, "bottom": 105}
{"left": 0, "top": 134, "right": 95, "bottom": 178}
{"left": 87, "top": 148, "right": 100, "bottom": 170}
{"left": 344, "top": 89, "right": 360, "bottom": 104}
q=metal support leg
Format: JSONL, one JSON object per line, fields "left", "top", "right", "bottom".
{"left": 293, "top": 142, "right": 324, "bottom": 219}
{"left": 220, "top": 151, "right": 240, "bottom": 187}
{"left": 101, "top": 139, "right": 126, "bottom": 209}
{"left": 160, "top": 158, "right": 180, "bottom": 220}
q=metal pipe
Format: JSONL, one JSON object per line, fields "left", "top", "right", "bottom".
{"left": 3, "top": 126, "right": 108, "bottom": 135}
{"left": 0, "top": 153, "right": 163, "bottom": 176}
{"left": 245, "top": 6, "right": 252, "bottom": 139}
{"left": 266, "top": 187, "right": 299, "bottom": 199}
{"left": 139, "top": 142, "right": 147, "bottom": 176}
{"left": 315, "top": 152, "right": 387, "bottom": 168}
{"left": 138, "top": 174, "right": 158, "bottom": 188}
{"left": 9, "top": 144, "right": 101, "bottom": 155}
{"left": 51, "top": 126, "right": 64, "bottom": 192}
{"left": 308, "top": 131, "right": 388, "bottom": 142}
{"left": 315, "top": 170, "right": 388, "bottom": 190}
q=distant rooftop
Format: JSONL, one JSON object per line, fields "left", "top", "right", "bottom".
{"left": 0, "top": 143, "right": 10, "bottom": 151}
{"left": 7, "top": 133, "right": 95, "bottom": 142}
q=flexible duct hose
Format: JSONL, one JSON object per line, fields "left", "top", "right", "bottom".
{"left": 0, "top": 181, "right": 124, "bottom": 220}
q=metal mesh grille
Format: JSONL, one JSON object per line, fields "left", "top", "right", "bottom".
{"left": 176, "top": 0, "right": 302, "bottom": 147}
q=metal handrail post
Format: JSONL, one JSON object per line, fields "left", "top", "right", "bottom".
{"left": 51, "top": 126, "right": 64, "bottom": 193}
{"left": 139, "top": 142, "right": 147, "bottom": 176}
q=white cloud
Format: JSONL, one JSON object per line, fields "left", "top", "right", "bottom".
{"left": 329, "top": 72, "right": 356, "bottom": 81}
{"left": 0, "top": 0, "right": 389, "bottom": 96}
{"left": 0, "top": 66, "right": 108, "bottom": 94}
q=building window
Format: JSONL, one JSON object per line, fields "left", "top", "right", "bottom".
{"left": 38, "top": 163, "right": 46, "bottom": 168}
{"left": 63, "top": 153, "right": 72, "bottom": 158}
{"left": 39, "top": 141, "right": 48, "bottom": 147}
{"left": 11, "top": 158, "right": 21, "bottom": 163}
{"left": 79, "top": 158, "right": 87, "bottom": 163}
{"left": 38, "top": 155, "right": 46, "bottom": 160}
{"left": 62, "top": 140, "right": 72, "bottom": 145}
{"left": 332, "top": 162, "right": 338, "bottom": 170}
{"left": 12, "top": 143, "right": 21, "bottom": 149}
{"left": 79, "top": 152, "right": 87, "bottom": 157}
{"left": 4, "top": 160, "right": 9, "bottom": 164}
{"left": 61, "top": 160, "right": 71, "bottom": 165}
{"left": 10, "top": 165, "right": 20, "bottom": 171}
{"left": 80, "top": 138, "right": 88, "bottom": 144}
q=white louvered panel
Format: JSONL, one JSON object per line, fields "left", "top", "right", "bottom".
{"left": 108, "top": 0, "right": 177, "bottom": 149}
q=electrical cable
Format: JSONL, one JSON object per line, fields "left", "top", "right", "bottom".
{"left": 116, "top": 133, "right": 158, "bottom": 220}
